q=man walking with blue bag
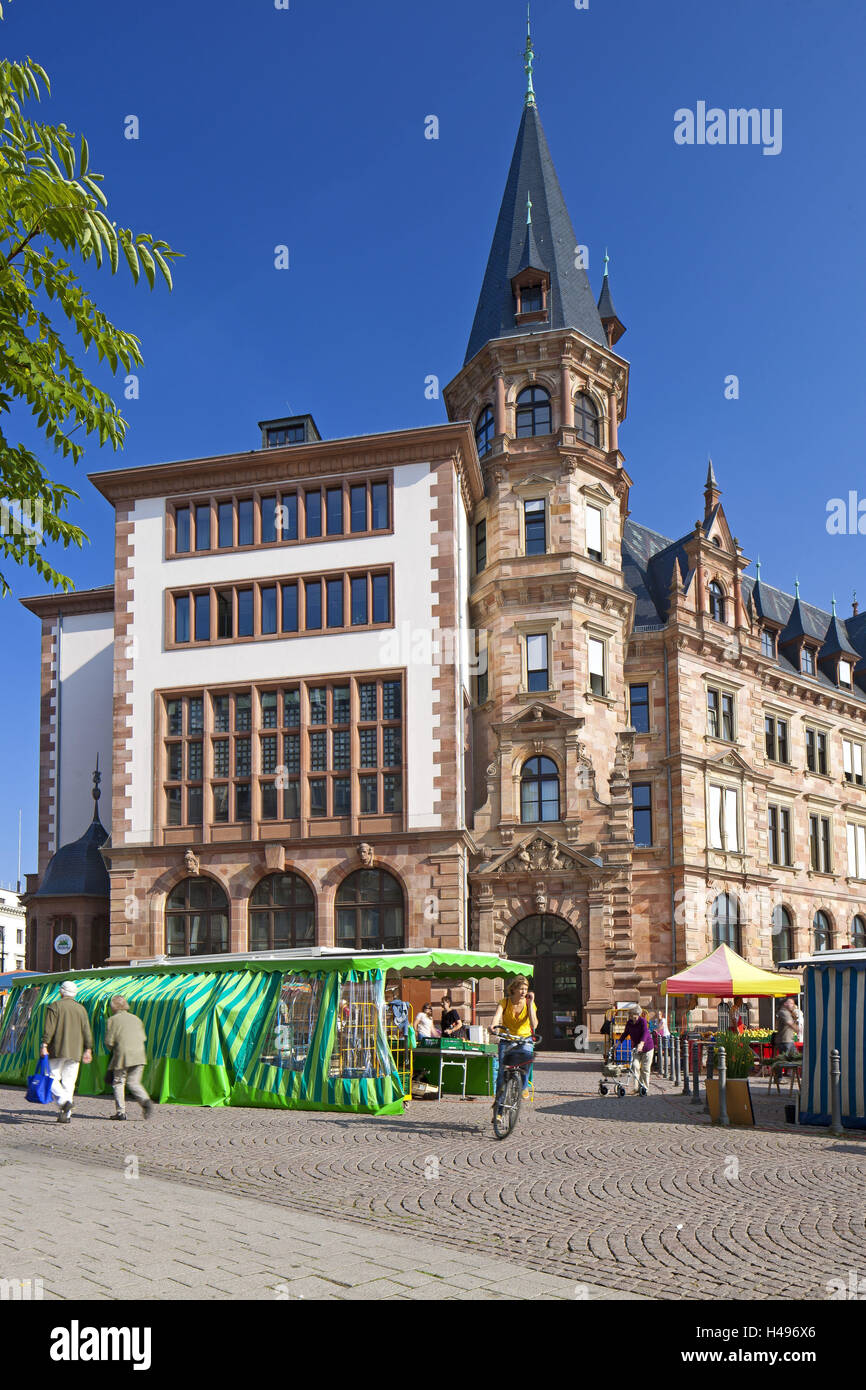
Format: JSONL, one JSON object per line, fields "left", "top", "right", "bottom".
{"left": 40, "top": 981, "right": 93, "bottom": 1123}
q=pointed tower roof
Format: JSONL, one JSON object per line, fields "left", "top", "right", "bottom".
{"left": 516, "top": 193, "right": 547, "bottom": 275}
{"left": 464, "top": 22, "right": 607, "bottom": 364}
{"left": 597, "top": 251, "right": 625, "bottom": 347}
{"left": 704, "top": 457, "right": 721, "bottom": 518}
{"left": 33, "top": 760, "right": 110, "bottom": 900}
{"left": 820, "top": 598, "right": 859, "bottom": 660}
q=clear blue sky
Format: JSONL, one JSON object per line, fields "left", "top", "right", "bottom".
{"left": 2, "top": 0, "right": 865, "bottom": 885}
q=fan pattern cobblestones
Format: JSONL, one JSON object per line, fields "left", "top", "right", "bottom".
{"left": 2, "top": 1058, "right": 863, "bottom": 1301}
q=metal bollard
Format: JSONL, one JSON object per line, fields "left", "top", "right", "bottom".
{"left": 661, "top": 1035, "right": 668, "bottom": 1079}
{"left": 716, "top": 1045, "right": 729, "bottom": 1126}
{"left": 681, "top": 1034, "right": 690, "bottom": 1095}
{"left": 828, "top": 1048, "right": 844, "bottom": 1137}
{"left": 704, "top": 1044, "right": 714, "bottom": 1113}
{"left": 691, "top": 1041, "right": 701, "bottom": 1104}
{"left": 666, "top": 1035, "right": 672, "bottom": 1080}
{"left": 673, "top": 1033, "right": 681, "bottom": 1086}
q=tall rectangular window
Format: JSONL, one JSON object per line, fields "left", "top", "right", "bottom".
{"left": 175, "top": 506, "right": 190, "bottom": 553}
{"left": 175, "top": 595, "right": 190, "bottom": 644}
{"left": 305, "top": 579, "right": 322, "bottom": 630}
{"left": 261, "top": 496, "right": 277, "bottom": 544}
{"left": 281, "top": 494, "right": 298, "bottom": 541}
{"left": 761, "top": 629, "right": 776, "bottom": 659}
{"left": 586, "top": 505, "right": 603, "bottom": 562}
{"left": 350, "top": 485, "right": 367, "bottom": 533}
{"left": 371, "top": 482, "right": 389, "bottom": 530}
{"left": 707, "top": 689, "right": 720, "bottom": 739}
{"left": 768, "top": 805, "right": 791, "bottom": 866}
{"left": 721, "top": 693, "right": 735, "bottom": 742}
{"left": 801, "top": 646, "right": 815, "bottom": 676}
{"left": 847, "top": 822, "right": 866, "bottom": 878}
{"left": 588, "top": 637, "right": 606, "bottom": 696}
{"left": 238, "top": 499, "right": 254, "bottom": 547}
{"left": 305, "top": 491, "right": 322, "bottom": 538}
{"left": 327, "top": 578, "right": 344, "bottom": 629}
{"left": 629, "top": 684, "right": 650, "bottom": 734}
{"left": 351, "top": 576, "right": 368, "bottom": 626}
{"left": 765, "top": 716, "right": 789, "bottom": 763}
{"left": 526, "top": 634, "right": 549, "bottom": 692}
{"left": 809, "top": 814, "right": 832, "bottom": 872}
{"left": 806, "top": 728, "right": 828, "bottom": 775}
{"left": 372, "top": 574, "right": 390, "bottom": 624}
{"left": 475, "top": 520, "right": 487, "bottom": 573}
{"left": 843, "top": 739, "right": 864, "bottom": 785}
{"left": 326, "top": 488, "right": 344, "bottom": 536}
{"left": 218, "top": 501, "right": 233, "bottom": 549}
{"left": 281, "top": 583, "right": 298, "bottom": 633}
{"left": 632, "top": 783, "right": 653, "bottom": 847}
{"left": 194, "top": 593, "right": 211, "bottom": 642}
{"left": 194, "top": 503, "right": 211, "bottom": 551}
{"left": 709, "top": 784, "right": 739, "bottom": 852}
{"left": 523, "top": 499, "right": 546, "bottom": 556}
{"left": 261, "top": 586, "right": 277, "bottom": 635}
{"left": 237, "top": 589, "right": 254, "bottom": 638}
{"left": 216, "top": 591, "right": 232, "bottom": 639}
{"left": 839, "top": 660, "right": 853, "bottom": 688}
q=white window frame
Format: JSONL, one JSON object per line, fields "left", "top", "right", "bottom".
{"left": 842, "top": 737, "right": 864, "bottom": 785}
{"left": 839, "top": 659, "right": 853, "bottom": 689}
{"left": 525, "top": 632, "right": 550, "bottom": 693}
{"left": 768, "top": 802, "right": 792, "bottom": 867}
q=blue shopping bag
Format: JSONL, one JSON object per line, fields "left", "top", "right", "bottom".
{"left": 26, "top": 1056, "right": 55, "bottom": 1105}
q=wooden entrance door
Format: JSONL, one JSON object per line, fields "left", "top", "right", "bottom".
{"left": 504, "top": 915, "right": 582, "bottom": 1052}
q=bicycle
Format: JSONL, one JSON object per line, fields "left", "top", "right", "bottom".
{"left": 490, "top": 1028, "right": 540, "bottom": 1139}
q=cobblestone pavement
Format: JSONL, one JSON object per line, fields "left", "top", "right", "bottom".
{"left": 1, "top": 1057, "right": 863, "bottom": 1302}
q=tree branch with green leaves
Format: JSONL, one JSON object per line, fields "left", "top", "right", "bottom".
{"left": 0, "top": 13, "right": 179, "bottom": 595}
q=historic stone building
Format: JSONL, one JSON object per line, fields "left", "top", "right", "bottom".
{"left": 22, "top": 32, "right": 866, "bottom": 1044}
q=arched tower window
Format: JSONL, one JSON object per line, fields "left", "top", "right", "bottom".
{"left": 250, "top": 873, "right": 315, "bottom": 950}
{"left": 166, "top": 877, "right": 229, "bottom": 956}
{"left": 711, "top": 892, "right": 740, "bottom": 950}
{"left": 771, "top": 905, "right": 793, "bottom": 964}
{"left": 520, "top": 756, "right": 560, "bottom": 823}
{"left": 813, "top": 910, "right": 832, "bottom": 953}
{"left": 475, "top": 406, "right": 495, "bottom": 459}
{"left": 515, "top": 386, "right": 551, "bottom": 438}
{"left": 708, "top": 581, "right": 726, "bottom": 623}
{"left": 574, "top": 393, "right": 599, "bottom": 446}
{"left": 336, "top": 869, "right": 405, "bottom": 950}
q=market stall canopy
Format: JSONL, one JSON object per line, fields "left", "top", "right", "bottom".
{"left": 662, "top": 944, "right": 800, "bottom": 998}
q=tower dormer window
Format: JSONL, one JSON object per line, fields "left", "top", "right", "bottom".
{"left": 761, "top": 629, "right": 777, "bottom": 659}
{"left": 520, "top": 284, "right": 543, "bottom": 314}
{"left": 708, "top": 581, "right": 726, "bottom": 623}
{"left": 574, "top": 393, "right": 600, "bottom": 447}
{"left": 839, "top": 659, "right": 853, "bottom": 689}
{"left": 801, "top": 646, "right": 815, "bottom": 676}
{"left": 516, "top": 386, "right": 551, "bottom": 438}
{"left": 475, "top": 406, "right": 495, "bottom": 459}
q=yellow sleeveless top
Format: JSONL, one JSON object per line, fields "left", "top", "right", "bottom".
{"left": 501, "top": 997, "right": 533, "bottom": 1038}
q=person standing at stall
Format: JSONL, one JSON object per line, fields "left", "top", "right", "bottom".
{"left": 415, "top": 1003, "right": 438, "bottom": 1039}
{"left": 440, "top": 993, "right": 465, "bottom": 1038}
{"left": 40, "top": 981, "right": 93, "bottom": 1124}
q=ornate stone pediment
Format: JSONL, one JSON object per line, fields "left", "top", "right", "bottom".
{"left": 495, "top": 703, "right": 585, "bottom": 735}
{"left": 471, "top": 830, "right": 611, "bottom": 879}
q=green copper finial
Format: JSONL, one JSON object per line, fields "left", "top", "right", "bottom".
{"left": 832, "top": 594, "right": 837, "bottom": 616}
{"left": 795, "top": 576, "right": 800, "bottom": 599}
{"left": 524, "top": 5, "right": 536, "bottom": 107}
{"left": 603, "top": 247, "right": 610, "bottom": 278}
{"left": 756, "top": 556, "right": 761, "bottom": 579}
{"left": 526, "top": 191, "right": 533, "bottom": 225}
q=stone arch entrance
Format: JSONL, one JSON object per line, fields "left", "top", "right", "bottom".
{"left": 504, "top": 915, "right": 581, "bottom": 1051}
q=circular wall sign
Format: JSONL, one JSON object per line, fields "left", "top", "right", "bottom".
{"left": 53, "top": 934, "right": 73, "bottom": 955}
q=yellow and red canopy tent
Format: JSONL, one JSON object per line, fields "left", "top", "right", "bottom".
{"left": 662, "top": 944, "right": 800, "bottom": 1005}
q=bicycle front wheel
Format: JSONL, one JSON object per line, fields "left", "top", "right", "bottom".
{"left": 493, "top": 1072, "right": 522, "bottom": 1139}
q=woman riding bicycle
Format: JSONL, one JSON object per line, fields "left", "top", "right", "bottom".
{"left": 491, "top": 976, "right": 538, "bottom": 1100}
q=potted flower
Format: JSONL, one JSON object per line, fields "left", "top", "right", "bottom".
{"left": 706, "top": 1030, "right": 757, "bottom": 1125}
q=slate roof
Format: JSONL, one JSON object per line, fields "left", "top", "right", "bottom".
{"left": 623, "top": 518, "right": 866, "bottom": 701}
{"left": 597, "top": 272, "right": 619, "bottom": 323}
{"left": 465, "top": 103, "right": 607, "bottom": 364}
{"left": 34, "top": 813, "right": 110, "bottom": 900}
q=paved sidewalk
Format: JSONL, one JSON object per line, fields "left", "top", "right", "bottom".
{"left": 0, "top": 1142, "right": 635, "bottom": 1301}
{"left": 1, "top": 1056, "right": 862, "bottom": 1300}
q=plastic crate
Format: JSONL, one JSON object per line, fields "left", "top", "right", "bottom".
{"left": 613, "top": 1040, "right": 633, "bottom": 1064}
{"left": 440, "top": 1037, "right": 468, "bottom": 1050}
